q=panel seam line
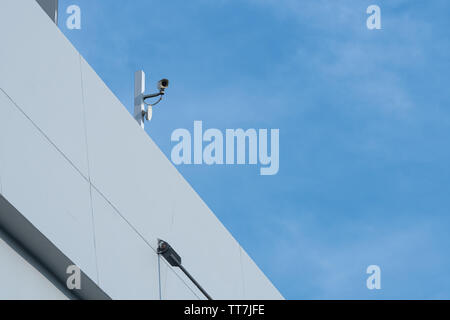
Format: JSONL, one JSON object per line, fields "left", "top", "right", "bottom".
{"left": 78, "top": 54, "right": 100, "bottom": 285}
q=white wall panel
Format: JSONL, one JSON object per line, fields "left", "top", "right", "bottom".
{"left": 0, "top": 90, "right": 98, "bottom": 283}
{"left": 159, "top": 260, "right": 202, "bottom": 300}
{"left": 167, "top": 179, "right": 245, "bottom": 300}
{"left": 0, "top": 234, "right": 68, "bottom": 300}
{"left": 80, "top": 57, "right": 175, "bottom": 246}
{"left": 91, "top": 188, "right": 159, "bottom": 300}
{"left": 0, "top": 0, "right": 89, "bottom": 177}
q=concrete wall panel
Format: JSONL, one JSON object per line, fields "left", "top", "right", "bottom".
{"left": 80, "top": 57, "right": 175, "bottom": 245}
{"left": 0, "top": 90, "right": 98, "bottom": 283}
{"left": 91, "top": 188, "right": 159, "bottom": 300}
{"left": 0, "top": 231, "right": 68, "bottom": 300}
{"left": 167, "top": 179, "right": 246, "bottom": 300}
{"left": 0, "top": 0, "right": 89, "bottom": 177}
{"left": 159, "top": 260, "right": 202, "bottom": 300}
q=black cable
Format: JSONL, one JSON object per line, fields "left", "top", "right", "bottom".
{"left": 149, "top": 96, "right": 163, "bottom": 106}
{"left": 179, "top": 264, "right": 213, "bottom": 300}
{"left": 143, "top": 92, "right": 164, "bottom": 107}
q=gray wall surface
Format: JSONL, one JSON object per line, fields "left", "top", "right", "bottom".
{"left": 0, "top": 229, "right": 68, "bottom": 300}
{"left": 0, "top": 0, "right": 283, "bottom": 300}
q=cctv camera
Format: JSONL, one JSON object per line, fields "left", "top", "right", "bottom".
{"left": 157, "top": 79, "right": 169, "bottom": 91}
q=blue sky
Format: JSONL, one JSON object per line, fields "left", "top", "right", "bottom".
{"left": 59, "top": 0, "right": 450, "bottom": 299}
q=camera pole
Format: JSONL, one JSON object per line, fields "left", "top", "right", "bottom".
{"left": 134, "top": 70, "right": 146, "bottom": 129}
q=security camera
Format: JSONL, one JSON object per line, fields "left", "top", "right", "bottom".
{"left": 138, "top": 73, "right": 170, "bottom": 125}
{"left": 157, "top": 78, "right": 169, "bottom": 91}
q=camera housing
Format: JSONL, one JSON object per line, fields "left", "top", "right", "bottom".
{"left": 157, "top": 239, "right": 181, "bottom": 267}
{"left": 157, "top": 78, "right": 169, "bottom": 91}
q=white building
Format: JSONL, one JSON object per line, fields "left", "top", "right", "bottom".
{"left": 0, "top": 0, "right": 283, "bottom": 300}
